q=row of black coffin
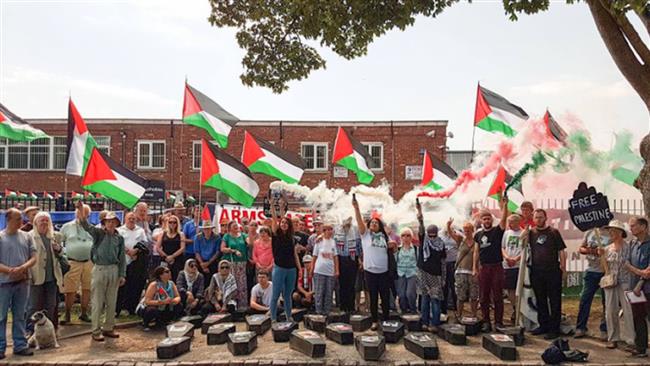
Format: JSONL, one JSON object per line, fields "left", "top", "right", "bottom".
{"left": 157, "top": 313, "right": 523, "bottom": 361}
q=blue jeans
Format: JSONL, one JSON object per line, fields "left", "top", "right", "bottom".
{"left": 271, "top": 266, "right": 297, "bottom": 321}
{"left": 0, "top": 281, "right": 30, "bottom": 354}
{"left": 396, "top": 275, "right": 417, "bottom": 313}
{"left": 576, "top": 271, "right": 607, "bottom": 332}
{"left": 421, "top": 295, "right": 441, "bottom": 326}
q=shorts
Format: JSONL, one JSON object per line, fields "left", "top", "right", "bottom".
{"left": 504, "top": 268, "right": 519, "bottom": 290}
{"left": 455, "top": 272, "right": 478, "bottom": 302}
{"left": 63, "top": 260, "right": 93, "bottom": 293}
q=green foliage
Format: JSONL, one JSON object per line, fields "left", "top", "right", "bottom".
{"left": 207, "top": 0, "right": 646, "bottom": 93}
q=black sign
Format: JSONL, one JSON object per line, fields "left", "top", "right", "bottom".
{"left": 568, "top": 182, "right": 613, "bottom": 232}
{"left": 142, "top": 180, "right": 166, "bottom": 202}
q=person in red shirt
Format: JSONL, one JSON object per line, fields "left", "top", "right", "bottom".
{"left": 519, "top": 201, "right": 534, "bottom": 230}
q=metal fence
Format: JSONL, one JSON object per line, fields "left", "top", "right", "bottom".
{"left": 474, "top": 197, "right": 645, "bottom": 216}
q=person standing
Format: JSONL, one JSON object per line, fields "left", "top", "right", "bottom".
{"left": 182, "top": 206, "right": 200, "bottom": 264}
{"left": 194, "top": 220, "right": 221, "bottom": 277}
{"left": 528, "top": 209, "right": 567, "bottom": 340}
{"left": 269, "top": 195, "right": 301, "bottom": 321}
{"left": 60, "top": 204, "right": 94, "bottom": 324}
{"left": 626, "top": 216, "right": 650, "bottom": 357}
{"left": 353, "top": 196, "right": 390, "bottom": 330}
{"left": 501, "top": 214, "right": 523, "bottom": 325}
{"left": 20, "top": 207, "right": 39, "bottom": 232}
{"left": 220, "top": 221, "right": 249, "bottom": 309}
{"left": 447, "top": 219, "right": 479, "bottom": 319}
{"left": 155, "top": 215, "right": 186, "bottom": 282}
{"left": 519, "top": 201, "right": 534, "bottom": 229}
{"left": 245, "top": 220, "right": 259, "bottom": 304}
{"left": 311, "top": 223, "right": 339, "bottom": 315}
{"left": 474, "top": 197, "right": 509, "bottom": 332}
{"left": 252, "top": 226, "right": 274, "bottom": 278}
{"left": 28, "top": 212, "right": 64, "bottom": 332}
{"left": 395, "top": 227, "right": 418, "bottom": 313}
{"left": 0, "top": 208, "right": 37, "bottom": 358}
{"left": 440, "top": 226, "right": 458, "bottom": 317}
{"left": 599, "top": 220, "right": 634, "bottom": 349}
{"left": 134, "top": 202, "right": 155, "bottom": 270}
{"left": 77, "top": 201, "right": 126, "bottom": 342}
{"left": 333, "top": 217, "right": 361, "bottom": 313}
{"left": 574, "top": 227, "right": 608, "bottom": 339}
{"left": 116, "top": 212, "right": 148, "bottom": 316}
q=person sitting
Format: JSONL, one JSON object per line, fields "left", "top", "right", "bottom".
{"left": 202, "top": 260, "right": 237, "bottom": 316}
{"left": 250, "top": 271, "right": 273, "bottom": 314}
{"left": 139, "top": 266, "right": 182, "bottom": 330}
{"left": 176, "top": 259, "right": 205, "bottom": 315}
{"left": 293, "top": 254, "right": 314, "bottom": 309}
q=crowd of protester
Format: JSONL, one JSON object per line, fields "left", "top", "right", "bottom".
{"left": 1, "top": 194, "right": 650, "bottom": 359}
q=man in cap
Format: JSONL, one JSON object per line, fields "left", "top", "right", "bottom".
{"left": 174, "top": 202, "right": 190, "bottom": 226}
{"left": 59, "top": 203, "right": 94, "bottom": 324}
{"left": 528, "top": 209, "right": 566, "bottom": 340}
{"left": 76, "top": 201, "right": 126, "bottom": 342}
{"left": 194, "top": 219, "right": 222, "bottom": 277}
{"left": 473, "top": 196, "right": 509, "bottom": 332}
{"left": 20, "top": 206, "right": 39, "bottom": 232}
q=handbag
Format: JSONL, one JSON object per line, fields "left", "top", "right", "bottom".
{"left": 599, "top": 273, "right": 617, "bottom": 289}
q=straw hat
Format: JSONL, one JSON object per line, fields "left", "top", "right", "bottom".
{"left": 23, "top": 206, "right": 40, "bottom": 215}
{"left": 101, "top": 211, "right": 121, "bottom": 226}
{"left": 198, "top": 220, "right": 215, "bottom": 229}
{"left": 604, "top": 220, "right": 627, "bottom": 238}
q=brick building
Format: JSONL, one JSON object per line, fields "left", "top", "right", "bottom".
{"left": 0, "top": 119, "right": 448, "bottom": 203}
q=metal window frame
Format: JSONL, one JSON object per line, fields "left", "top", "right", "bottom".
{"left": 361, "top": 141, "right": 384, "bottom": 172}
{"left": 300, "top": 142, "right": 328, "bottom": 172}
{"left": 137, "top": 139, "right": 166, "bottom": 170}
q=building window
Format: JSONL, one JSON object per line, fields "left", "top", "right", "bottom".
{"left": 8, "top": 140, "right": 28, "bottom": 169}
{"left": 29, "top": 138, "right": 50, "bottom": 170}
{"left": 137, "top": 140, "right": 166, "bottom": 169}
{"left": 301, "top": 143, "right": 328, "bottom": 171}
{"left": 52, "top": 137, "right": 68, "bottom": 170}
{"left": 192, "top": 140, "right": 219, "bottom": 170}
{"left": 362, "top": 142, "right": 383, "bottom": 171}
{"left": 94, "top": 136, "right": 111, "bottom": 156}
{"left": 0, "top": 138, "right": 5, "bottom": 170}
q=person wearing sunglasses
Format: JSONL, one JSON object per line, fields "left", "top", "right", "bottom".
{"left": 155, "top": 215, "right": 186, "bottom": 281}
{"left": 139, "top": 266, "right": 182, "bottom": 330}
{"left": 203, "top": 260, "right": 238, "bottom": 315}
{"left": 395, "top": 227, "right": 418, "bottom": 314}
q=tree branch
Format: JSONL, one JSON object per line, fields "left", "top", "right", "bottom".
{"left": 598, "top": 0, "right": 650, "bottom": 66}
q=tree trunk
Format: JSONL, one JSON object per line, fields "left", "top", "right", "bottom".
{"left": 586, "top": 0, "right": 650, "bottom": 217}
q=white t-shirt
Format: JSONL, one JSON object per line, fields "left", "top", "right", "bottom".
{"left": 313, "top": 238, "right": 338, "bottom": 276}
{"left": 251, "top": 282, "right": 273, "bottom": 307}
{"left": 118, "top": 225, "right": 147, "bottom": 265}
{"left": 360, "top": 231, "right": 388, "bottom": 274}
{"left": 501, "top": 229, "right": 522, "bottom": 269}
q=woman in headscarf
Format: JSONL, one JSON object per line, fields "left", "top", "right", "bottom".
{"left": 415, "top": 200, "right": 446, "bottom": 332}
{"left": 202, "top": 259, "right": 238, "bottom": 316}
{"left": 176, "top": 259, "right": 205, "bottom": 315}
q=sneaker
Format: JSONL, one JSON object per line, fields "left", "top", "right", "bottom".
{"left": 79, "top": 314, "right": 91, "bottom": 323}
{"left": 544, "top": 332, "right": 560, "bottom": 340}
{"left": 495, "top": 322, "right": 505, "bottom": 330}
{"left": 14, "top": 348, "right": 34, "bottom": 356}
{"left": 531, "top": 327, "right": 547, "bottom": 336}
{"left": 102, "top": 330, "right": 119, "bottom": 338}
{"left": 574, "top": 329, "right": 586, "bottom": 338}
{"left": 92, "top": 333, "right": 105, "bottom": 342}
{"left": 481, "top": 322, "right": 492, "bottom": 333}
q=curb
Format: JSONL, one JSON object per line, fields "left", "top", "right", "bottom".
{"left": 2, "top": 361, "right": 649, "bottom": 366}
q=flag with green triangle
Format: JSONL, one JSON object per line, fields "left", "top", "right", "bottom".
{"left": 543, "top": 110, "right": 567, "bottom": 145}
{"left": 487, "top": 165, "right": 524, "bottom": 212}
{"left": 0, "top": 103, "right": 49, "bottom": 142}
{"left": 183, "top": 83, "right": 239, "bottom": 148}
{"left": 421, "top": 150, "right": 457, "bottom": 191}
{"left": 241, "top": 130, "right": 304, "bottom": 183}
{"left": 474, "top": 84, "right": 529, "bottom": 138}
{"left": 332, "top": 127, "right": 374, "bottom": 184}
{"left": 66, "top": 99, "right": 98, "bottom": 176}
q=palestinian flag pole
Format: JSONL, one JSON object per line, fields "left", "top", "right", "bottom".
{"left": 81, "top": 147, "right": 147, "bottom": 208}
{"left": 183, "top": 83, "right": 239, "bottom": 149}
{"left": 242, "top": 131, "right": 305, "bottom": 183}
{"left": 0, "top": 103, "right": 49, "bottom": 142}
{"left": 487, "top": 165, "right": 524, "bottom": 212}
{"left": 421, "top": 150, "right": 458, "bottom": 191}
{"left": 200, "top": 139, "right": 259, "bottom": 207}
{"left": 332, "top": 127, "right": 375, "bottom": 185}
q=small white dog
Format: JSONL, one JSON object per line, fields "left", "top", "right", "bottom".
{"left": 29, "top": 310, "right": 59, "bottom": 350}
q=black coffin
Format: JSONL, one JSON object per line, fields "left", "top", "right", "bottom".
{"left": 440, "top": 324, "right": 467, "bottom": 345}
{"left": 227, "top": 331, "right": 258, "bottom": 356}
{"left": 350, "top": 314, "right": 372, "bottom": 332}
{"left": 327, "top": 310, "right": 350, "bottom": 324}
{"left": 496, "top": 325, "right": 525, "bottom": 346}
{"left": 460, "top": 317, "right": 480, "bottom": 336}
{"left": 304, "top": 314, "right": 327, "bottom": 333}
{"left": 156, "top": 336, "right": 191, "bottom": 359}
{"left": 379, "top": 320, "right": 405, "bottom": 343}
{"left": 246, "top": 314, "right": 272, "bottom": 335}
{"left": 355, "top": 335, "right": 385, "bottom": 361}
{"left": 166, "top": 321, "right": 195, "bottom": 339}
{"left": 404, "top": 332, "right": 439, "bottom": 360}
{"left": 482, "top": 334, "right": 517, "bottom": 361}
{"left": 325, "top": 323, "right": 354, "bottom": 345}
{"left": 207, "top": 322, "right": 236, "bottom": 345}
{"left": 290, "top": 330, "right": 326, "bottom": 358}
{"left": 272, "top": 321, "right": 299, "bottom": 342}
{"left": 179, "top": 315, "right": 202, "bottom": 329}
{"left": 400, "top": 314, "right": 422, "bottom": 331}
{"left": 201, "top": 313, "right": 232, "bottom": 334}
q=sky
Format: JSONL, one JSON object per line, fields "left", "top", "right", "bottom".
{"left": 0, "top": 0, "right": 648, "bottom": 151}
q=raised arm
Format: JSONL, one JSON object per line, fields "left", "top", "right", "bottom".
{"left": 270, "top": 196, "right": 279, "bottom": 234}
{"left": 353, "top": 196, "right": 366, "bottom": 236}
{"left": 446, "top": 218, "right": 462, "bottom": 244}
{"left": 75, "top": 200, "right": 101, "bottom": 240}
{"left": 416, "top": 200, "right": 425, "bottom": 241}
{"left": 498, "top": 195, "right": 509, "bottom": 230}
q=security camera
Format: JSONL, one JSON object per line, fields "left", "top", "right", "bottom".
{"left": 426, "top": 130, "right": 436, "bottom": 138}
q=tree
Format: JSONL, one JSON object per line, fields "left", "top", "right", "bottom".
{"left": 208, "top": 0, "right": 650, "bottom": 215}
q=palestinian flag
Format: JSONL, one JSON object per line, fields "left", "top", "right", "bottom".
{"left": 166, "top": 191, "right": 176, "bottom": 201}
{"left": 54, "top": 192, "right": 62, "bottom": 199}
{"left": 43, "top": 191, "right": 54, "bottom": 200}
{"left": 70, "top": 191, "right": 83, "bottom": 200}
{"left": 17, "top": 191, "right": 27, "bottom": 198}
{"left": 28, "top": 192, "right": 38, "bottom": 200}
{"left": 610, "top": 133, "right": 644, "bottom": 186}
{"left": 186, "top": 195, "right": 196, "bottom": 203}
{"left": 543, "top": 110, "right": 567, "bottom": 145}
{"left": 4, "top": 189, "right": 17, "bottom": 198}
{"left": 487, "top": 165, "right": 524, "bottom": 212}
{"left": 421, "top": 150, "right": 457, "bottom": 191}
{"left": 332, "top": 127, "right": 374, "bottom": 184}
{"left": 84, "top": 191, "right": 95, "bottom": 200}
{"left": 201, "top": 139, "right": 259, "bottom": 207}
{"left": 242, "top": 131, "right": 304, "bottom": 183}
{"left": 82, "top": 148, "right": 147, "bottom": 208}
{"left": 66, "top": 99, "right": 98, "bottom": 176}
{"left": 0, "top": 103, "right": 49, "bottom": 142}
{"left": 474, "top": 84, "right": 529, "bottom": 137}
{"left": 201, "top": 203, "right": 212, "bottom": 221}
{"left": 183, "top": 83, "right": 239, "bottom": 148}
